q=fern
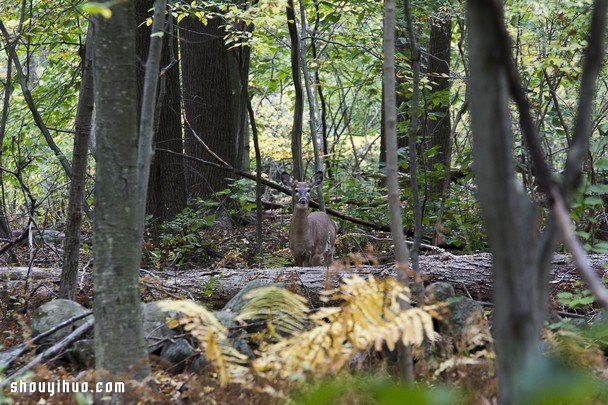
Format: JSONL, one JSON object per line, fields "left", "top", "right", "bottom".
{"left": 156, "top": 300, "right": 249, "bottom": 386}
{"left": 235, "top": 286, "right": 309, "bottom": 339}
{"left": 253, "top": 275, "right": 442, "bottom": 379}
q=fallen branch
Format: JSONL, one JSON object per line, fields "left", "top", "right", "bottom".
{"left": 0, "top": 317, "right": 94, "bottom": 388}
{"left": 0, "top": 311, "right": 93, "bottom": 370}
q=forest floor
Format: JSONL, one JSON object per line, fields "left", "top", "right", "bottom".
{"left": 1, "top": 212, "right": 607, "bottom": 403}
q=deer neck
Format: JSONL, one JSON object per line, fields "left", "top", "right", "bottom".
{"left": 291, "top": 205, "right": 310, "bottom": 240}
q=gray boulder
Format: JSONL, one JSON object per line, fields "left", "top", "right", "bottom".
{"left": 142, "top": 301, "right": 181, "bottom": 353}
{"left": 160, "top": 338, "right": 196, "bottom": 373}
{"left": 30, "top": 299, "right": 89, "bottom": 346}
{"left": 66, "top": 339, "right": 94, "bottom": 369}
{"left": 222, "top": 279, "right": 277, "bottom": 314}
{"left": 189, "top": 354, "right": 207, "bottom": 374}
{"left": 214, "top": 310, "right": 254, "bottom": 359}
{"left": 425, "top": 282, "right": 491, "bottom": 351}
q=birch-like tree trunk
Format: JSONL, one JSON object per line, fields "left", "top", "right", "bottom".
{"left": 93, "top": 2, "right": 150, "bottom": 380}
{"left": 58, "top": 26, "right": 95, "bottom": 300}
{"left": 383, "top": 0, "right": 413, "bottom": 382}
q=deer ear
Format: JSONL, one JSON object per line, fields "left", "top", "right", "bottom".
{"left": 311, "top": 171, "right": 324, "bottom": 186}
{"left": 281, "top": 172, "right": 293, "bottom": 187}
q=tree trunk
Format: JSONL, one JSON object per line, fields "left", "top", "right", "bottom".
{"left": 93, "top": 2, "right": 150, "bottom": 380}
{"left": 383, "top": 0, "right": 414, "bottom": 382}
{"left": 4, "top": 253, "right": 606, "bottom": 310}
{"left": 58, "top": 26, "right": 94, "bottom": 300}
{"left": 0, "top": 36, "right": 15, "bottom": 262}
{"left": 426, "top": 16, "right": 452, "bottom": 196}
{"left": 135, "top": 0, "right": 186, "bottom": 223}
{"left": 179, "top": 16, "right": 248, "bottom": 200}
{"left": 286, "top": 0, "right": 304, "bottom": 181}
{"left": 468, "top": 1, "right": 544, "bottom": 402}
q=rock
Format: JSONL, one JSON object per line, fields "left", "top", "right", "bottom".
{"left": 425, "top": 282, "right": 455, "bottom": 303}
{"left": 189, "top": 354, "right": 207, "bottom": 374}
{"left": 426, "top": 282, "right": 491, "bottom": 352}
{"left": 160, "top": 338, "right": 196, "bottom": 373}
{"left": 222, "top": 280, "right": 277, "bottom": 314}
{"left": 66, "top": 339, "right": 94, "bottom": 369}
{"left": 142, "top": 301, "right": 181, "bottom": 353}
{"left": 30, "top": 299, "right": 89, "bottom": 346}
{"left": 214, "top": 310, "right": 254, "bottom": 359}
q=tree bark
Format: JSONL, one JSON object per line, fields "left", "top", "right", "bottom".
{"left": 0, "top": 31, "right": 15, "bottom": 259}
{"left": 468, "top": 1, "right": 543, "bottom": 402}
{"left": 93, "top": 3, "right": 150, "bottom": 380}
{"left": 3, "top": 253, "right": 606, "bottom": 310}
{"left": 135, "top": 0, "right": 186, "bottom": 222}
{"left": 180, "top": 16, "right": 248, "bottom": 200}
{"left": 286, "top": 0, "right": 304, "bottom": 181}
{"left": 58, "top": 26, "right": 95, "bottom": 300}
{"left": 136, "top": 0, "right": 167, "bottom": 238}
{"left": 384, "top": 0, "right": 414, "bottom": 382}
{"left": 426, "top": 16, "right": 452, "bottom": 196}
{"left": 298, "top": 0, "right": 325, "bottom": 209}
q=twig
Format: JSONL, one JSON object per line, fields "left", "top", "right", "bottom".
{"left": 0, "top": 317, "right": 94, "bottom": 387}
{"left": 551, "top": 189, "right": 608, "bottom": 307}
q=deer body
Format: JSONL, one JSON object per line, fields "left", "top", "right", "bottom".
{"left": 282, "top": 171, "right": 337, "bottom": 267}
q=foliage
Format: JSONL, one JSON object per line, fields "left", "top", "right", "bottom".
{"left": 156, "top": 300, "right": 249, "bottom": 387}
{"left": 291, "top": 374, "right": 462, "bottom": 405}
{"left": 235, "top": 286, "right": 309, "bottom": 338}
{"left": 253, "top": 276, "right": 441, "bottom": 380}
{"left": 147, "top": 201, "right": 217, "bottom": 268}
{"left": 515, "top": 356, "right": 608, "bottom": 404}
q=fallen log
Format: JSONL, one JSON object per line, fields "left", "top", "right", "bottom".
{"left": 3, "top": 253, "right": 606, "bottom": 309}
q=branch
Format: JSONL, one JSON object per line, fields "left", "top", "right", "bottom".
{"left": 551, "top": 188, "right": 608, "bottom": 307}
{"left": 156, "top": 148, "right": 393, "bottom": 232}
{"left": 561, "top": 0, "right": 608, "bottom": 199}
{"left": 0, "top": 20, "right": 73, "bottom": 178}
{"left": 0, "top": 317, "right": 94, "bottom": 388}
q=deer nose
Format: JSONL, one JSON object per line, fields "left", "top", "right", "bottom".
{"left": 298, "top": 197, "right": 307, "bottom": 204}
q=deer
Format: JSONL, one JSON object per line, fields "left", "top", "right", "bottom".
{"left": 281, "top": 171, "right": 337, "bottom": 267}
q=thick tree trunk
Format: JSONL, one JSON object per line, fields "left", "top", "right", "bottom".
{"left": 93, "top": 3, "right": 150, "bottom": 380}
{"left": 58, "top": 26, "right": 94, "bottom": 300}
{"left": 179, "top": 16, "right": 248, "bottom": 199}
{"left": 426, "top": 16, "right": 452, "bottom": 196}
{"left": 135, "top": 0, "right": 186, "bottom": 222}
{"left": 468, "top": 1, "right": 545, "bottom": 403}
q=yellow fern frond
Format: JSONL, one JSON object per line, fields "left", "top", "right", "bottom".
{"left": 235, "top": 286, "right": 309, "bottom": 337}
{"left": 254, "top": 277, "right": 441, "bottom": 379}
{"left": 157, "top": 300, "right": 249, "bottom": 386}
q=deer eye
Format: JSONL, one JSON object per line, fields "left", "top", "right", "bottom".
{"left": 306, "top": 188, "right": 310, "bottom": 192}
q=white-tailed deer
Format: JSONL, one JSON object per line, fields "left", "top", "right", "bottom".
{"left": 281, "top": 171, "right": 337, "bottom": 267}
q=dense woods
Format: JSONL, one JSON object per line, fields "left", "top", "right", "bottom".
{"left": 1, "top": 0, "right": 608, "bottom": 403}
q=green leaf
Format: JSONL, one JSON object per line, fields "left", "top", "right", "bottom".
{"left": 596, "top": 157, "right": 608, "bottom": 170}
{"left": 583, "top": 196, "right": 603, "bottom": 206}
{"left": 81, "top": 2, "right": 113, "bottom": 18}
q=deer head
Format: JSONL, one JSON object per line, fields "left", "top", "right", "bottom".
{"left": 281, "top": 171, "right": 323, "bottom": 209}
